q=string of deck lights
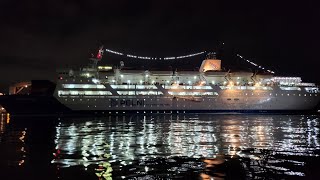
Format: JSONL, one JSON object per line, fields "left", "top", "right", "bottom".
{"left": 236, "top": 54, "right": 275, "bottom": 74}
{"left": 105, "top": 48, "right": 206, "bottom": 60}
{"left": 105, "top": 48, "right": 274, "bottom": 74}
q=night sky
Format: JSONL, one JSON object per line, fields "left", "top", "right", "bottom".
{"left": 0, "top": 0, "right": 319, "bottom": 93}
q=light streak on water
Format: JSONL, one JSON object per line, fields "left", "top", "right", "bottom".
{"left": 49, "top": 114, "right": 320, "bottom": 179}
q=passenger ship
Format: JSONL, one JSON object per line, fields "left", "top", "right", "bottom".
{"left": 53, "top": 48, "right": 320, "bottom": 114}
{"left": 1, "top": 48, "right": 320, "bottom": 115}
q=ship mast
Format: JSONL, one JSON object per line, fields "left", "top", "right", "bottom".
{"left": 89, "top": 45, "right": 104, "bottom": 69}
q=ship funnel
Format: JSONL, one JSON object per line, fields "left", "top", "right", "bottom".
{"left": 199, "top": 52, "right": 221, "bottom": 72}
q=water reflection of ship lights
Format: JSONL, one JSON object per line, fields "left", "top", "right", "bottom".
{"left": 50, "top": 115, "right": 320, "bottom": 179}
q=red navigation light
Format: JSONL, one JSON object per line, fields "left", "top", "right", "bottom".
{"left": 95, "top": 45, "right": 104, "bottom": 60}
{"left": 96, "top": 49, "right": 103, "bottom": 60}
{"left": 59, "top": 77, "right": 63, "bottom": 80}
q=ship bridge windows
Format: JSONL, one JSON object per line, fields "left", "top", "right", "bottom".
{"left": 62, "top": 84, "right": 105, "bottom": 89}
{"left": 58, "top": 90, "right": 112, "bottom": 96}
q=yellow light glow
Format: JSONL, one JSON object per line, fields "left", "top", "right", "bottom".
{"left": 7, "top": 113, "right": 10, "bottom": 124}
{"left": 255, "top": 82, "right": 261, "bottom": 87}
{"left": 171, "top": 84, "right": 179, "bottom": 89}
{"left": 98, "top": 66, "right": 112, "bottom": 70}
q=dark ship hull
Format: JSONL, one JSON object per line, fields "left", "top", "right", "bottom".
{"left": 0, "top": 80, "right": 70, "bottom": 115}
{"left": 0, "top": 95, "right": 70, "bottom": 115}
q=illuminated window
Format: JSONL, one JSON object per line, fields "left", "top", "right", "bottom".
{"left": 58, "top": 90, "right": 112, "bottom": 96}
{"left": 117, "top": 91, "right": 135, "bottom": 95}
{"left": 135, "top": 91, "right": 161, "bottom": 95}
{"left": 168, "top": 91, "right": 213, "bottom": 96}
{"left": 62, "top": 84, "right": 105, "bottom": 89}
{"left": 163, "top": 85, "right": 212, "bottom": 90}
{"left": 280, "top": 87, "right": 301, "bottom": 91}
{"left": 136, "top": 85, "right": 157, "bottom": 89}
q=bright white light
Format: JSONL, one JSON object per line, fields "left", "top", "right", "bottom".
{"left": 105, "top": 49, "right": 124, "bottom": 55}
{"left": 92, "top": 78, "right": 100, "bottom": 84}
{"left": 106, "top": 49, "right": 205, "bottom": 60}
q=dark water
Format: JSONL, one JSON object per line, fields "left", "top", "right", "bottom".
{"left": 0, "top": 113, "right": 320, "bottom": 180}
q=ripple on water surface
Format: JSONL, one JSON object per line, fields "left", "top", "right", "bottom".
{"left": 1, "top": 114, "right": 320, "bottom": 179}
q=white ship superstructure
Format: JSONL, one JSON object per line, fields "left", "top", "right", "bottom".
{"left": 53, "top": 55, "right": 320, "bottom": 113}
